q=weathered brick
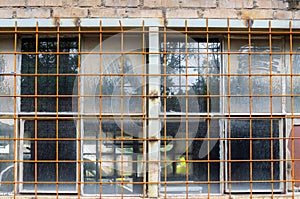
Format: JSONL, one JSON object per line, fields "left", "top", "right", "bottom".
{"left": 89, "top": 8, "right": 126, "bottom": 17}
{"left": 127, "top": 9, "right": 163, "bottom": 18}
{"left": 53, "top": 7, "right": 87, "bottom": 18}
{"left": 61, "top": 0, "right": 75, "bottom": 7}
{"left": 180, "top": 0, "right": 216, "bottom": 8}
{"left": 78, "top": 0, "right": 101, "bottom": 7}
{"left": 0, "top": 0, "right": 25, "bottom": 7}
{"left": 17, "top": 8, "right": 51, "bottom": 18}
{"left": 240, "top": 9, "right": 273, "bottom": 19}
{"left": 203, "top": 8, "right": 238, "bottom": 19}
{"left": 293, "top": 10, "right": 300, "bottom": 19}
{"left": 256, "top": 0, "right": 286, "bottom": 9}
{"left": 166, "top": 8, "right": 199, "bottom": 18}
{"left": 219, "top": 0, "right": 252, "bottom": 9}
{"left": 143, "top": 0, "right": 162, "bottom": 7}
{"left": 144, "top": 0, "right": 179, "bottom": 8}
{"left": 27, "top": 0, "right": 45, "bottom": 7}
{"left": 0, "top": 8, "right": 13, "bottom": 18}
{"left": 105, "top": 0, "right": 139, "bottom": 7}
{"left": 44, "top": 0, "right": 64, "bottom": 6}
{"left": 273, "top": 10, "right": 292, "bottom": 19}
{"left": 27, "top": 0, "right": 65, "bottom": 7}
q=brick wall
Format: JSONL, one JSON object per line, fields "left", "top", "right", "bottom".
{"left": 0, "top": 0, "right": 299, "bottom": 20}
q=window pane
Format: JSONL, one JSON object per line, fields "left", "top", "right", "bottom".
{"left": 160, "top": 119, "right": 220, "bottom": 194}
{"left": 0, "top": 38, "right": 14, "bottom": 113}
{"left": 21, "top": 38, "right": 78, "bottom": 112}
{"left": 0, "top": 120, "right": 14, "bottom": 194}
{"left": 82, "top": 119, "right": 144, "bottom": 194}
{"left": 287, "top": 39, "right": 300, "bottom": 113}
{"left": 81, "top": 34, "right": 144, "bottom": 115}
{"left": 161, "top": 38, "right": 221, "bottom": 113}
{"left": 227, "top": 119, "right": 281, "bottom": 191}
{"left": 226, "top": 39, "right": 283, "bottom": 113}
{"left": 21, "top": 120, "right": 76, "bottom": 192}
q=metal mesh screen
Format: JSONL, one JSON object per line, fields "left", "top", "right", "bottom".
{"left": 0, "top": 19, "right": 299, "bottom": 198}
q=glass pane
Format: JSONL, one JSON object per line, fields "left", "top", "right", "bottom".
{"left": 80, "top": 34, "right": 144, "bottom": 115}
{"left": 227, "top": 39, "right": 283, "bottom": 113}
{"left": 22, "top": 120, "right": 76, "bottom": 192}
{"left": 160, "top": 119, "right": 220, "bottom": 194}
{"left": 0, "top": 52, "right": 14, "bottom": 113}
{"left": 82, "top": 119, "right": 144, "bottom": 194}
{"left": 287, "top": 39, "right": 300, "bottom": 113}
{"left": 21, "top": 38, "right": 78, "bottom": 112}
{"left": 0, "top": 120, "right": 14, "bottom": 194}
{"left": 227, "top": 119, "right": 280, "bottom": 191}
{"left": 161, "top": 38, "right": 221, "bottom": 113}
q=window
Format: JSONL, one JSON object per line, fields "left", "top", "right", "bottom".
{"left": 19, "top": 38, "right": 78, "bottom": 193}
{"left": 160, "top": 36, "right": 222, "bottom": 194}
{"left": 0, "top": 18, "right": 300, "bottom": 197}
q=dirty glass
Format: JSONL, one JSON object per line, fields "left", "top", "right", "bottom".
{"left": 21, "top": 38, "right": 78, "bottom": 112}
{"left": 226, "top": 39, "right": 283, "bottom": 113}
{"left": 160, "top": 37, "right": 221, "bottom": 113}
{"left": 82, "top": 119, "right": 144, "bottom": 194}
{"left": 21, "top": 120, "right": 77, "bottom": 192}
{"left": 0, "top": 38, "right": 14, "bottom": 113}
{"left": 80, "top": 34, "right": 144, "bottom": 114}
{"left": 0, "top": 120, "right": 14, "bottom": 195}
{"left": 227, "top": 119, "right": 280, "bottom": 191}
{"left": 287, "top": 39, "right": 300, "bottom": 113}
{"left": 160, "top": 119, "right": 221, "bottom": 194}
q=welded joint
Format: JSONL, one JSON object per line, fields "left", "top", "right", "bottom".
{"left": 148, "top": 136, "right": 159, "bottom": 142}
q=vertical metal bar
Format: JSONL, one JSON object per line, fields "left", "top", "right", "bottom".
{"left": 206, "top": 18, "right": 211, "bottom": 197}
{"left": 162, "top": 25, "right": 167, "bottom": 198}
{"left": 247, "top": 21, "right": 253, "bottom": 198}
{"left": 268, "top": 21, "right": 275, "bottom": 196}
{"left": 13, "top": 21, "right": 18, "bottom": 199}
{"left": 289, "top": 21, "right": 295, "bottom": 196}
{"left": 98, "top": 20, "right": 103, "bottom": 197}
{"left": 34, "top": 22, "right": 39, "bottom": 197}
{"left": 119, "top": 20, "right": 125, "bottom": 196}
{"left": 184, "top": 20, "right": 189, "bottom": 198}
{"left": 148, "top": 26, "right": 160, "bottom": 198}
{"left": 226, "top": 18, "right": 232, "bottom": 197}
{"left": 55, "top": 23, "right": 60, "bottom": 197}
{"left": 77, "top": 23, "right": 81, "bottom": 199}
{"left": 142, "top": 20, "right": 147, "bottom": 198}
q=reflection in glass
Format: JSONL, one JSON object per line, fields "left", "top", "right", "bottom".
{"left": 82, "top": 55, "right": 144, "bottom": 114}
{"left": 82, "top": 120, "right": 143, "bottom": 194}
{"left": 0, "top": 120, "right": 14, "bottom": 194}
{"left": 160, "top": 120, "right": 220, "bottom": 194}
{"left": 161, "top": 39, "right": 221, "bottom": 113}
{"left": 21, "top": 38, "right": 78, "bottom": 112}
{"left": 287, "top": 46, "right": 300, "bottom": 113}
{"left": 0, "top": 55, "right": 13, "bottom": 113}
{"left": 229, "top": 43, "right": 282, "bottom": 113}
{"left": 228, "top": 119, "right": 280, "bottom": 191}
{"left": 21, "top": 120, "right": 76, "bottom": 192}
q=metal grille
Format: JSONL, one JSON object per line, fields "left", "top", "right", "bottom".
{"left": 0, "top": 19, "right": 299, "bottom": 198}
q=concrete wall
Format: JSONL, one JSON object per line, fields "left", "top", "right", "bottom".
{"left": 0, "top": 0, "right": 298, "bottom": 20}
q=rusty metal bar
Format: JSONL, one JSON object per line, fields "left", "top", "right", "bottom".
{"left": 0, "top": 18, "right": 299, "bottom": 198}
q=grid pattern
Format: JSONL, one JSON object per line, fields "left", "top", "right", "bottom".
{"left": 0, "top": 19, "right": 299, "bottom": 198}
